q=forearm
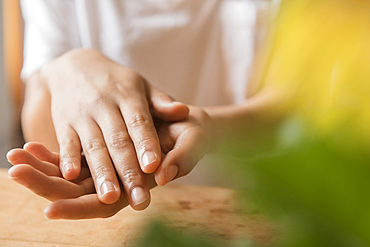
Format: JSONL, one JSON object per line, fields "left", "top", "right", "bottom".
{"left": 21, "top": 72, "right": 59, "bottom": 152}
{"left": 205, "top": 89, "right": 290, "bottom": 157}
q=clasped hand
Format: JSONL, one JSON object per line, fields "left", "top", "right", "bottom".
{"left": 7, "top": 48, "right": 212, "bottom": 218}
{"left": 8, "top": 106, "right": 211, "bottom": 219}
{"left": 37, "top": 48, "right": 190, "bottom": 209}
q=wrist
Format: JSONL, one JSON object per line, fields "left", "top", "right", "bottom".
{"left": 202, "top": 107, "right": 229, "bottom": 154}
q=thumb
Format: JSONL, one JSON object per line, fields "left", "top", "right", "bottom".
{"left": 148, "top": 87, "right": 189, "bottom": 122}
{"left": 154, "top": 128, "right": 205, "bottom": 186}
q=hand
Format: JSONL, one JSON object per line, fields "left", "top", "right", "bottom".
{"left": 7, "top": 142, "right": 157, "bottom": 219}
{"left": 7, "top": 106, "right": 212, "bottom": 219}
{"left": 40, "top": 48, "right": 188, "bottom": 209}
{"left": 154, "top": 105, "right": 212, "bottom": 186}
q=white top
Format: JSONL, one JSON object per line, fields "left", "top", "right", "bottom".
{"left": 21, "top": 0, "right": 280, "bottom": 107}
{"left": 21, "top": 0, "right": 280, "bottom": 186}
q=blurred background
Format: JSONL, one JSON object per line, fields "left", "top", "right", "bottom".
{"left": 0, "top": 0, "right": 24, "bottom": 168}
{"left": 1, "top": 0, "right": 370, "bottom": 246}
{"left": 139, "top": 1, "right": 370, "bottom": 246}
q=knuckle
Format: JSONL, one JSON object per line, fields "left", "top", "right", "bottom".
{"left": 60, "top": 152, "right": 78, "bottom": 160}
{"left": 90, "top": 92, "right": 107, "bottom": 105}
{"left": 120, "top": 168, "right": 142, "bottom": 185}
{"left": 60, "top": 153, "right": 78, "bottom": 164}
{"left": 108, "top": 133, "right": 132, "bottom": 150}
{"left": 59, "top": 137, "right": 79, "bottom": 149}
{"left": 128, "top": 113, "right": 151, "bottom": 129}
{"left": 84, "top": 139, "right": 107, "bottom": 154}
{"left": 135, "top": 137, "right": 155, "bottom": 151}
{"left": 92, "top": 165, "right": 109, "bottom": 179}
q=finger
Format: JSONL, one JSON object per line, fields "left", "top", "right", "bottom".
{"left": 94, "top": 108, "right": 151, "bottom": 210}
{"left": 55, "top": 125, "right": 82, "bottom": 180}
{"left": 73, "top": 156, "right": 93, "bottom": 183}
{"left": 43, "top": 174, "right": 157, "bottom": 220}
{"left": 77, "top": 120, "right": 121, "bottom": 204}
{"left": 23, "top": 142, "right": 60, "bottom": 165}
{"left": 7, "top": 146, "right": 90, "bottom": 183}
{"left": 7, "top": 165, "right": 95, "bottom": 201}
{"left": 147, "top": 86, "right": 189, "bottom": 122}
{"left": 119, "top": 93, "right": 161, "bottom": 174}
{"left": 44, "top": 194, "right": 129, "bottom": 220}
{"left": 156, "top": 122, "right": 176, "bottom": 154}
{"left": 155, "top": 128, "right": 205, "bottom": 186}
{"left": 21, "top": 142, "right": 91, "bottom": 182}
{"left": 7, "top": 149, "right": 61, "bottom": 177}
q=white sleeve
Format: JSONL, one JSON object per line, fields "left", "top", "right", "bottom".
{"left": 20, "top": 0, "right": 81, "bottom": 80}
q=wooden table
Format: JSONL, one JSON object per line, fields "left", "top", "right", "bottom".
{"left": 0, "top": 168, "right": 276, "bottom": 246}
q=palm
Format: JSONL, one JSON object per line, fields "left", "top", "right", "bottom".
{"left": 7, "top": 142, "right": 130, "bottom": 219}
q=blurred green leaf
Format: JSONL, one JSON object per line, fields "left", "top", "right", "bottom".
{"left": 246, "top": 120, "right": 370, "bottom": 247}
{"left": 136, "top": 1, "right": 370, "bottom": 246}
{"left": 137, "top": 221, "right": 221, "bottom": 247}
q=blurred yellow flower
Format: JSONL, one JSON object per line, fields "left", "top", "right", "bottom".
{"left": 262, "top": 0, "right": 370, "bottom": 149}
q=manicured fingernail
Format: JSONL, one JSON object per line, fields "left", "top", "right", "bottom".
{"left": 131, "top": 187, "right": 148, "bottom": 206}
{"left": 142, "top": 151, "right": 157, "bottom": 170}
{"left": 100, "top": 181, "right": 117, "bottom": 197}
{"left": 166, "top": 165, "right": 178, "bottom": 184}
{"left": 9, "top": 177, "right": 29, "bottom": 188}
{"left": 63, "top": 163, "right": 73, "bottom": 175}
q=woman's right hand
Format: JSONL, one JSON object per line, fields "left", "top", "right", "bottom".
{"left": 40, "top": 48, "right": 188, "bottom": 209}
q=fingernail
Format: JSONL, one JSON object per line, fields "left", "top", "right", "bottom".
{"left": 44, "top": 205, "right": 59, "bottom": 220}
{"left": 158, "top": 99, "right": 174, "bottom": 107}
{"left": 6, "top": 150, "right": 13, "bottom": 162}
{"left": 9, "top": 177, "right": 29, "bottom": 188}
{"left": 131, "top": 187, "right": 148, "bottom": 206}
{"left": 163, "top": 101, "right": 182, "bottom": 108}
{"left": 142, "top": 151, "right": 157, "bottom": 170}
{"left": 166, "top": 165, "right": 178, "bottom": 184}
{"left": 63, "top": 163, "right": 73, "bottom": 175}
{"left": 100, "top": 181, "right": 117, "bottom": 197}
{"left": 44, "top": 207, "right": 54, "bottom": 220}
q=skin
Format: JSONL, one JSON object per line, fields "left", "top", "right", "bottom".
{"left": 11, "top": 45, "right": 291, "bottom": 219}
{"left": 8, "top": 88, "right": 288, "bottom": 219}
{"left": 21, "top": 48, "right": 189, "bottom": 210}
{"left": 8, "top": 106, "right": 211, "bottom": 219}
